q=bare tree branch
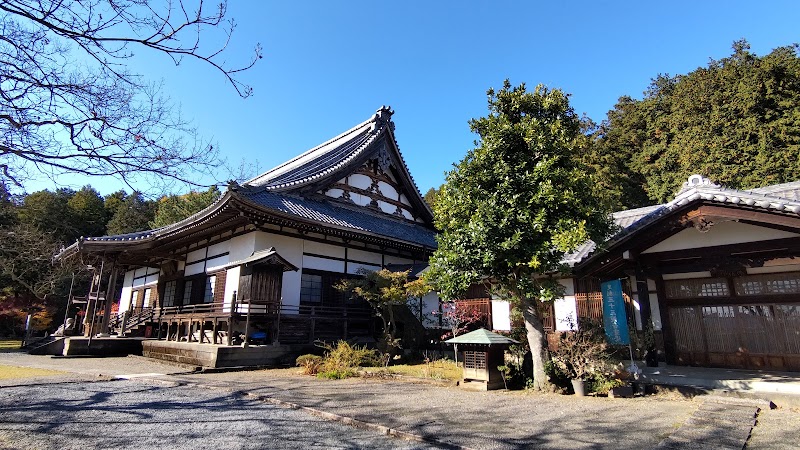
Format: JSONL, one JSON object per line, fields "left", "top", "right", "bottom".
{"left": 0, "top": 0, "right": 262, "bottom": 192}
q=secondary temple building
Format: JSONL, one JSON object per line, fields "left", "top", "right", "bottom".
{"left": 61, "top": 107, "right": 443, "bottom": 351}
{"left": 551, "top": 175, "right": 800, "bottom": 371}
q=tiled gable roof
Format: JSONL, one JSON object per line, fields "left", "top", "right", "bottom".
{"left": 239, "top": 188, "right": 437, "bottom": 249}
{"left": 566, "top": 175, "right": 800, "bottom": 267}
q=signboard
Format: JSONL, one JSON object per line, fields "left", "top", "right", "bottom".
{"left": 601, "top": 279, "right": 630, "bottom": 345}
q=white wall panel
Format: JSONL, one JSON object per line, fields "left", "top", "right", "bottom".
{"left": 303, "top": 255, "right": 345, "bottom": 272}
{"left": 643, "top": 221, "right": 799, "bottom": 254}
{"left": 224, "top": 266, "right": 240, "bottom": 309}
{"left": 491, "top": 300, "right": 512, "bottom": 331}
{"left": 348, "top": 174, "right": 372, "bottom": 190}
{"left": 348, "top": 248, "right": 382, "bottom": 265}
{"left": 650, "top": 293, "right": 662, "bottom": 330}
{"left": 186, "top": 247, "right": 206, "bottom": 263}
{"left": 347, "top": 262, "right": 381, "bottom": 275}
{"left": 184, "top": 261, "right": 205, "bottom": 276}
{"left": 229, "top": 232, "right": 256, "bottom": 261}
{"left": 554, "top": 297, "right": 578, "bottom": 331}
{"left": 208, "top": 241, "right": 229, "bottom": 258}
{"left": 303, "top": 241, "right": 345, "bottom": 259}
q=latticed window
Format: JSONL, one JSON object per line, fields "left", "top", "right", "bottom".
{"left": 734, "top": 272, "right": 800, "bottom": 296}
{"left": 463, "top": 351, "right": 487, "bottom": 370}
{"left": 300, "top": 273, "right": 322, "bottom": 303}
{"left": 162, "top": 280, "right": 177, "bottom": 307}
{"left": 182, "top": 280, "right": 193, "bottom": 304}
{"left": 665, "top": 278, "right": 730, "bottom": 298}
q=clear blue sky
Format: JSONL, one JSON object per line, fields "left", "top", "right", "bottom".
{"left": 31, "top": 0, "right": 800, "bottom": 197}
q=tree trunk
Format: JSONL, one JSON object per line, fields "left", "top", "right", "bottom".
{"left": 521, "top": 297, "right": 551, "bottom": 391}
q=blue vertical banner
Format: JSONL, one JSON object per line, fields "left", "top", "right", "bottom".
{"left": 601, "top": 279, "right": 630, "bottom": 345}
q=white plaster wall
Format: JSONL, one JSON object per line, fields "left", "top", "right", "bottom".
{"left": 186, "top": 247, "right": 206, "bottom": 263}
{"left": 223, "top": 266, "right": 240, "bottom": 312}
{"left": 351, "top": 193, "right": 372, "bottom": 206}
{"left": 348, "top": 248, "right": 382, "bottom": 265}
{"left": 491, "top": 300, "right": 512, "bottom": 331}
{"left": 650, "top": 293, "right": 662, "bottom": 330}
{"left": 399, "top": 194, "right": 411, "bottom": 207}
{"left": 304, "top": 241, "right": 345, "bottom": 259}
{"left": 629, "top": 275, "right": 642, "bottom": 330}
{"left": 205, "top": 255, "right": 229, "bottom": 272}
{"left": 132, "top": 268, "right": 158, "bottom": 288}
{"left": 378, "top": 181, "right": 398, "bottom": 198}
{"left": 377, "top": 200, "right": 395, "bottom": 214}
{"left": 325, "top": 188, "right": 344, "bottom": 199}
{"left": 303, "top": 255, "right": 345, "bottom": 272}
{"left": 643, "top": 221, "right": 799, "bottom": 254}
{"left": 401, "top": 209, "right": 414, "bottom": 220}
{"left": 554, "top": 297, "right": 578, "bottom": 331}
{"left": 348, "top": 174, "right": 372, "bottom": 190}
{"left": 208, "top": 241, "right": 229, "bottom": 258}
{"left": 118, "top": 270, "right": 135, "bottom": 315}
{"left": 184, "top": 261, "right": 205, "bottom": 276}
{"left": 347, "top": 262, "right": 382, "bottom": 275}
{"left": 228, "top": 232, "right": 257, "bottom": 261}
{"left": 384, "top": 255, "right": 415, "bottom": 266}
{"left": 553, "top": 278, "right": 578, "bottom": 331}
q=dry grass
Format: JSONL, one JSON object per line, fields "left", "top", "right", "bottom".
{"left": 0, "top": 364, "right": 67, "bottom": 380}
{"left": 361, "top": 359, "right": 462, "bottom": 381}
{"left": 0, "top": 340, "right": 22, "bottom": 353}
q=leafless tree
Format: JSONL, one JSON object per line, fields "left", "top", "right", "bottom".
{"left": 0, "top": 0, "right": 261, "bottom": 191}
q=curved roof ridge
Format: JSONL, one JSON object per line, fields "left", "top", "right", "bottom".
{"left": 246, "top": 107, "right": 390, "bottom": 188}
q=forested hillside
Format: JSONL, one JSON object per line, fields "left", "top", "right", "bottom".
{"left": 590, "top": 40, "right": 800, "bottom": 209}
{"left": 0, "top": 186, "right": 220, "bottom": 336}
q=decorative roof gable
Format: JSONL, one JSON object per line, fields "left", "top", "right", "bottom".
{"left": 245, "top": 107, "right": 433, "bottom": 225}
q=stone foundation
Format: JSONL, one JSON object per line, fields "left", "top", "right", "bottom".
{"left": 142, "top": 340, "right": 306, "bottom": 368}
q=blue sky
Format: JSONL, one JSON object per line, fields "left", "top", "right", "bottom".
{"left": 31, "top": 1, "right": 800, "bottom": 197}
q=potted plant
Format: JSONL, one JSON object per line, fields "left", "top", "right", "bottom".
{"left": 550, "top": 319, "right": 610, "bottom": 396}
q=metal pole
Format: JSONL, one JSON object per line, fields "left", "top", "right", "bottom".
{"left": 87, "top": 259, "right": 105, "bottom": 347}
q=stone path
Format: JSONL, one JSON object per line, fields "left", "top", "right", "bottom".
{"left": 654, "top": 397, "right": 764, "bottom": 450}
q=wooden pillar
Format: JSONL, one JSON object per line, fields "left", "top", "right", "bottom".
{"left": 655, "top": 276, "right": 676, "bottom": 365}
{"left": 635, "top": 268, "right": 652, "bottom": 330}
{"left": 101, "top": 259, "right": 119, "bottom": 335}
{"left": 212, "top": 319, "right": 219, "bottom": 344}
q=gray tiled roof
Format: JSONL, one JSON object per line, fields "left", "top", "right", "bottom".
{"left": 566, "top": 175, "right": 800, "bottom": 267}
{"left": 240, "top": 189, "right": 438, "bottom": 248}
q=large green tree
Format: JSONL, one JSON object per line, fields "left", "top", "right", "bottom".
{"left": 427, "top": 81, "right": 612, "bottom": 390}
{"left": 105, "top": 192, "right": 157, "bottom": 235}
{"left": 596, "top": 40, "right": 800, "bottom": 205}
{"left": 151, "top": 186, "right": 221, "bottom": 228}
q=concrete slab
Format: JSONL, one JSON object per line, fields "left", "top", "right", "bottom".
{"left": 640, "top": 365, "right": 800, "bottom": 396}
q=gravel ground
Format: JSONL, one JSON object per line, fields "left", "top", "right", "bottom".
{"left": 2, "top": 354, "right": 799, "bottom": 450}
{"left": 0, "top": 379, "right": 438, "bottom": 450}
{"left": 170, "top": 370, "right": 698, "bottom": 450}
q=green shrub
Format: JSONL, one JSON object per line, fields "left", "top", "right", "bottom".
{"left": 295, "top": 354, "right": 323, "bottom": 375}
